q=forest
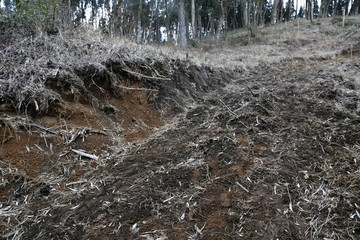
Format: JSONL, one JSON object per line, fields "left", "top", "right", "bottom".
{"left": 1, "top": 0, "right": 360, "bottom": 240}
{"left": 1, "top": 0, "right": 360, "bottom": 46}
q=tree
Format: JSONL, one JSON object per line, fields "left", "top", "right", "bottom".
{"left": 284, "top": 0, "right": 296, "bottom": 21}
{"left": 215, "top": 0, "right": 224, "bottom": 47}
{"left": 136, "top": 0, "right": 142, "bottom": 43}
{"left": 242, "top": 0, "right": 249, "bottom": 27}
{"left": 178, "top": 0, "right": 187, "bottom": 47}
{"left": 191, "top": 0, "right": 196, "bottom": 38}
{"left": 110, "top": 0, "right": 123, "bottom": 36}
{"left": 350, "top": 0, "right": 360, "bottom": 15}
{"left": 313, "top": 0, "right": 319, "bottom": 18}
{"left": 165, "top": 0, "right": 171, "bottom": 41}
{"left": 271, "top": 0, "right": 279, "bottom": 24}
{"left": 264, "top": 1, "right": 272, "bottom": 23}
{"left": 298, "top": 6, "right": 304, "bottom": 18}
{"left": 306, "top": 0, "right": 314, "bottom": 21}
{"left": 320, "top": 0, "right": 331, "bottom": 17}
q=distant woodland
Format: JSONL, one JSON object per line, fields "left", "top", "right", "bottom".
{"left": 1, "top": 0, "right": 359, "bottom": 47}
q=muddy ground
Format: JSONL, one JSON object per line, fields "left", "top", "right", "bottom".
{"left": 1, "top": 26, "right": 360, "bottom": 240}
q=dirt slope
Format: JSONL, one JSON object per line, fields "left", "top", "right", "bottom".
{"left": 1, "top": 19, "right": 360, "bottom": 240}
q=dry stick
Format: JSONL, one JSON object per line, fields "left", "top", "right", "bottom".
{"left": 118, "top": 85, "right": 158, "bottom": 92}
{"left": 71, "top": 149, "right": 99, "bottom": 161}
{"left": 150, "top": 65, "right": 168, "bottom": 79}
{"left": 122, "top": 68, "right": 171, "bottom": 81}
{"left": 236, "top": 181, "right": 250, "bottom": 193}
{"left": 31, "top": 124, "right": 57, "bottom": 135}
{"left": 65, "top": 180, "right": 88, "bottom": 186}
{"left": 287, "top": 186, "right": 293, "bottom": 212}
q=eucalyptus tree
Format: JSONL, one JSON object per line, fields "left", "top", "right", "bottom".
{"left": 351, "top": 0, "right": 360, "bottom": 14}
{"left": 178, "top": 0, "right": 187, "bottom": 47}
{"left": 215, "top": 0, "right": 224, "bottom": 47}
{"left": 136, "top": 0, "right": 142, "bottom": 43}
{"left": 306, "top": 0, "right": 314, "bottom": 21}
{"left": 271, "top": 0, "right": 279, "bottom": 23}
{"left": 284, "top": 0, "right": 295, "bottom": 21}
{"left": 191, "top": 0, "right": 196, "bottom": 38}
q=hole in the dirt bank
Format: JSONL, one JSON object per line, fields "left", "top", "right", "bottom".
{"left": 100, "top": 105, "right": 117, "bottom": 116}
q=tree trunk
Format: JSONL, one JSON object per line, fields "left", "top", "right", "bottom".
{"left": 257, "top": 0, "right": 263, "bottom": 25}
{"left": 243, "top": 0, "right": 249, "bottom": 27}
{"left": 136, "top": 0, "right": 142, "bottom": 43}
{"left": 149, "top": 0, "right": 155, "bottom": 42}
{"left": 186, "top": 10, "right": 190, "bottom": 40}
{"left": 155, "top": 0, "right": 160, "bottom": 42}
{"left": 211, "top": 12, "right": 215, "bottom": 35}
{"left": 334, "top": 0, "right": 339, "bottom": 15}
{"left": 261, "top": 0, "right": 266, "bottom": 25}
{"left": 191, "top": 0, "right": 196, "bottom": 38}
{"left": 296, "top": 0, "right": 300, "bottom": 30}
{"left": 68, "top": 0, "right": 72, "bottom": 27}
{"left": 356, "top": 0, "right": 360, "bottom": 15}
{"left": 233, "top": 0, "right": 238, "bottom": 29}
{"left": 306, "top": 0, "right": 313, "bottom": 21}
{"left": 224, "top": 0, "right": 229, "bottom": 32}
{"left": 198, "top": 11, "right": 202, "bottom": 40}
{"left": 272, "top": 0, "right": 278, "bottom": 24}
{"left": 111, "top": 0, "right": 123, "bottom": 36}
{"left": 321, "top": 0, "right": 329, "bottom": 17}
{"left": 288, "top": 0, "right": 291, "bottom": 21}
{"left": 156, "top": 20, "right": 161, "bottom": 42}
{"left": 165, "top": 0, "right": 171, "bottom": 42}
{"left": 178, "top": 0, "right": 187, "bottom": 47}
{"left": 215, "top": 0, "right": 224, "bottom": 47}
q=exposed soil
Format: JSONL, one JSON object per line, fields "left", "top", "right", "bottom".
{"left": 1, "top": 31, "right": 360, "bottom": 240}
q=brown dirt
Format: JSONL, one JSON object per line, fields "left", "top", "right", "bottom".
{"left": 1, "top": 43, "right": 360, "bottom": 240}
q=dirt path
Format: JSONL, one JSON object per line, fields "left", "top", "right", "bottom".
{"left": 1, "top": 49, "right": 355, "bottom": 240}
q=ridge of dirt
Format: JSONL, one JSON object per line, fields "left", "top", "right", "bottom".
{"left": 1, "top": 49, "right": 359, "bottom": 239}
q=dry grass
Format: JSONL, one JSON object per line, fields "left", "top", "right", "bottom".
{"left": 195, "top": 17, "right": 359, "bottom": 69}
{"left": 1, "top": 16, "right": 359, "bottom": 113}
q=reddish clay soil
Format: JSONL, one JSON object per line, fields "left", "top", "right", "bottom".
{"left": 1, "top": 46, "right": 360, "bottom": 240}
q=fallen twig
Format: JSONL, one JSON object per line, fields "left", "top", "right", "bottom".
{"left": 117, "top": 85, "right": 158, "bottom": 92}
{"left": 31, "top": 124, "right": 57, "bottom": 135}
{"left": 71, "top": 149, "right": 99, "bottom": 160}
{"left": 65, "top": 180, "right": 88, "bottom": 186}
{"left": 236, "top": 181, "right": 250, "bottom": 193}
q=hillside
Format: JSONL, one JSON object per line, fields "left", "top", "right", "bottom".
{"left": 1, "top": 17, "right": 360, "bottom": 240}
